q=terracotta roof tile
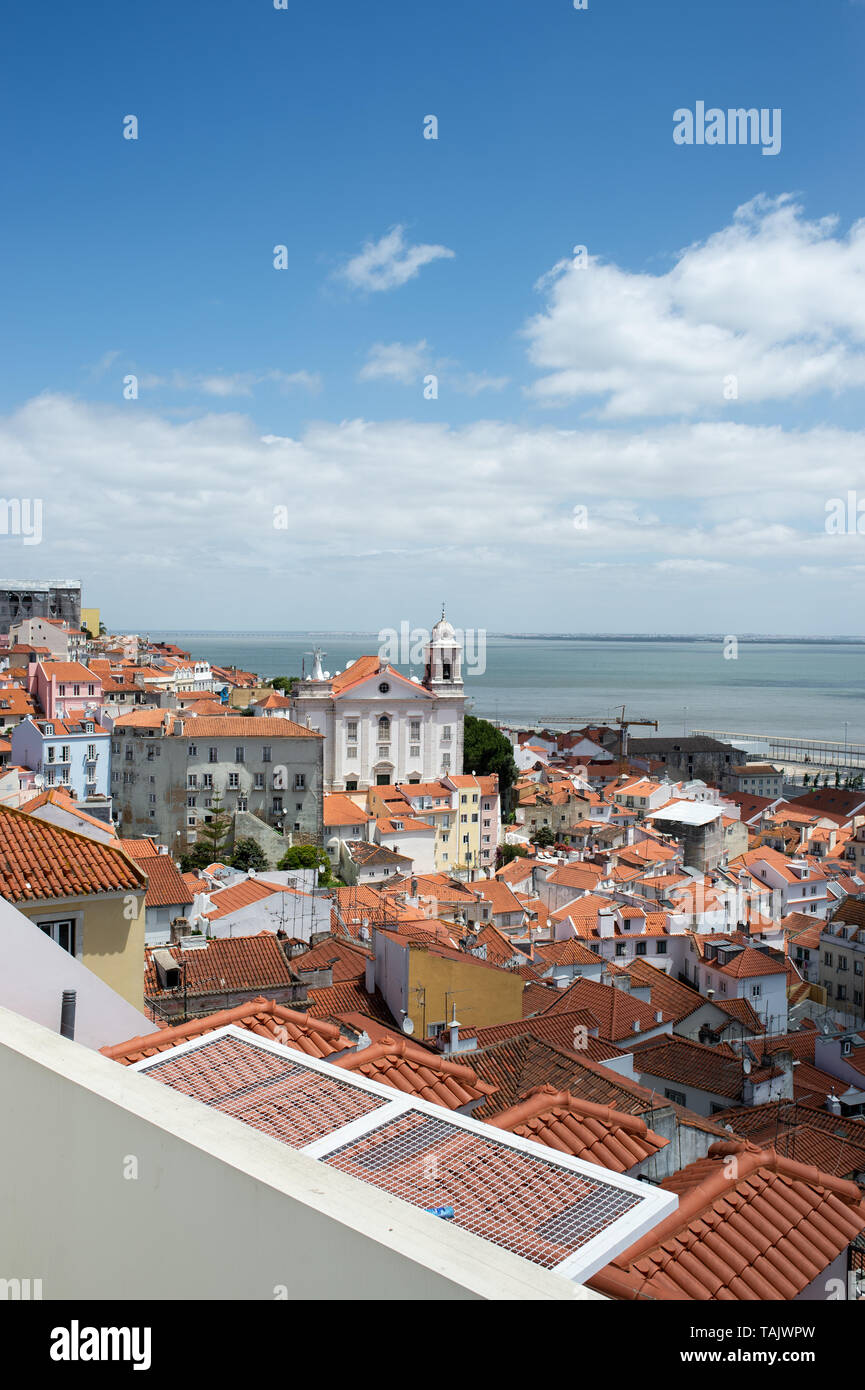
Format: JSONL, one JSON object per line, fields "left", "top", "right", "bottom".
{"left": 0, "top": 804, "right": 145, "bottom": 902}
{"left": 144, "top": 934, "right": 293, "bottom": 998}
{"left": 337, "top": 1036, "right": 497, "bottom": 1109}
{"left": 490, "top": 1084, "right": 668, "bottom": 1173}
{"left": 590, "top": 1141, "right": 865, "bottom": 1300}
{"left": 101, "top": 997, "right": 350, "bottom": 1064}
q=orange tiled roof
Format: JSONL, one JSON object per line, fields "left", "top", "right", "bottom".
{"left": 144, "top": 934, "right": 293, "bottom": 997}
{"left": 101, "top": 997, "right": 350, "bottom": 1064}
{"left": 337, "top": 1036, "right": 497, "bottom": 1109}
{"left": 290, "top": 935, "right": 371, "bottom": 983}
{"left": 490, "top": 1084, "right": 668, "bottom": 1173}
{"left": 540, "top": 976, "right": 675, "bottom": 1040}
{"left": 589, "top": 1141, "right": 865, "bottom": 1300}
{"left": 0, "top": 804, "right": 145, "bottom": 902}
{"left": 631, "top": 1034, "right": 779, "bottom": 1100}
{"left": 135, "top": 855, "right": 194, "bottom": 909}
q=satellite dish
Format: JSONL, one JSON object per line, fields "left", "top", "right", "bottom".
{"left": 34, "top": 773, "right": 45, "bottom": 789}
{"left": 401, "top": 1016, "right": 415, "bottom": 1035}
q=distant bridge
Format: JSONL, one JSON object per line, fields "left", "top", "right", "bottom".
{"left": 693, "top": 729, "right": 865, "bottom": 771}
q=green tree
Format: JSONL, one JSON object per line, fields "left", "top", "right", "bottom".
{"left": 179, "top": 843, "right": 213, "bottom": 874}
{"left": 496, "top": 843, "right": 529, "bottom": 868}
{"left": 532, "top": 825, "right": 555, "bottom": 848}
{"left": 231, "top": 837, "right": 269, "bottom": 872}
{"left": 462, "top": 715, "right": 519, "bottom": 806}
{"left": 196, "top": 794, "right": 232, "bottom": 863}
{"left": 802, "top": 773, "right": 811, "bottom": 786}
{"left": 277, "top": 843, "right": 332, "bottom": 885}
{"left": 268, "top": 676, "right": 298, "bottom": 693}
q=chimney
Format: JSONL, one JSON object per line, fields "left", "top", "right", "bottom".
{"left": 827, "top": 1092, "right": 842, "bottom": 1116}
{"left": 632, "top": 1019, "right": 641, "bottom": 1034}
{"left": 59, "top": 989, "right": 76, "bottom": 1040}
{"left": 654, "top": 1010, "right": 663, "bottom": 1023}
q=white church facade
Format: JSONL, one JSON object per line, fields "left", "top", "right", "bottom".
{"left": 289, "top": 613, "right": 466, "bottom": 793}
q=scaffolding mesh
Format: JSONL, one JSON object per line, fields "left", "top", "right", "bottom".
{"left": 323, "top": 1108, "right": 641, "bottom": 1269}
{"left": 142, "top": 1035, "right": 386, "bottom": 1148}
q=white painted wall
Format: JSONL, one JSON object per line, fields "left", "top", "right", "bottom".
{"left": 0, "top": 897, "right": 151, "bottom": 1049}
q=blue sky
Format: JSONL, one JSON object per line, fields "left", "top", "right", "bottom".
{"left": 1, "top": 0, "right": 864, "bottom": 633}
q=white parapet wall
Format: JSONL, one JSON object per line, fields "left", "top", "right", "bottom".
{"left": 0, "top": 1006, "right": 600, "bottom": 1301}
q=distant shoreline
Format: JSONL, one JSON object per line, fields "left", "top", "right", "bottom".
{"left": 135, "top": 631, "right": 865, "bottom": 644}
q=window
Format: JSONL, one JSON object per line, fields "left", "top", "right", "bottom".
{"left": 378, "top": 683, "right": 390, "bottom": 694}
{"left": 664, "top": 1088, "right": 686, "bottom": 1106}
{"left": 273, "top": 798, "right": 283, "bottom": 813}
{"left": 615, "top": 943, "right": 626, "bottom": 957}
{"left": 855, "top": 961, "right": 863, "bottom": 976}
{"left": 294, "top": 773, "right": 306, "bottom": 791}
{"left": 235, "top": 746, "right": 244, "bottom": 763}
{"left": 410, "top": 720, "right": 421, "bottom": 741}
{"left": 442, "top": 726, "right": 451, "bottom": 742}
{"left": 188, "top": 743, "right": 197, "bottom": 756}
{"left": 149, "top": 794, "right": 156, "bottom": 803}
{"left": 44, "top": 724, "right": 54, "bottom": 736}
{"left": 410, "top": 746, "right": 420, "bottom": 758}
{"left": 262, "top": 745, "right": 271, "bottom": 763}
{"left": 442, "top": 754, "right": 450, "bottom": 768}
{"left": 73, "top": 685, "right": 80, "bottom": 696}
{"left": 471, "top": 813, "right": 478, "bottom": 823}
{"left": 45, "top": 768, "right": 55, "bottom": 786}
{"left": 751, "top": 984, "right": 762, "bottom": 998}
{"left": 838, "top": 956, "right": 849, "bottom": 972}
{"left": 203, "top": 773, "right": 213, "bottom": 789}
{"left": 378, "top": 716, "right": 390, "bottom": 738}
{"left": 61, "top": 746, "right": 70, "bottom": 763}
{"left": 187, "top": 796, "right": 196, "bottom": 808}
{"left": 254, "top": 772, "right": 264, "bottom": 789}
{"left": 824, "top": 952, "right": 833, "bottom": 966}
{"left": 187, "top": 815, "right": 196, "bottom": 827}
{"left": 228, "top": 772, "right": 239, "bottom": 789}
{"left": 39, "top": 918, "right": 76, "bottom": 953}
{"left": 208, "top": 747, "right": 218, "bottom": 763}
{"left": 635, "top": 941, "right": 647, "bottom": 955}
{"left": 347, "top": 746, "right": 358, "bottom": 758}
{"left": 46, "top": 747, "right": 55, "bottom": 763}
{"left": 656, "top": 941, "right": 667, "bottom": 954}
{"left": 188, "top": 774, "right": 198, "bottom": 789}
{"left": 837, "top": 984, "right": 847, "bottom": 1001}
{"left": 346, "top": 721, "right": 358, "bottom": 741}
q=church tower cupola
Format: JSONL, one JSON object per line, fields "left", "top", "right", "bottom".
{"left": 424, "top": 606, "right": 463, "bottom": 692}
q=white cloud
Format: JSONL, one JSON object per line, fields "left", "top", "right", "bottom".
{"left": 337, "top": 225, "right": 455, "bottom": 293}
{"left": 139, "top": 369, "right": 321, "bottom": 397}
{"left": 524, "top": 195, "right": 865, "bottom": 416}
{"left": 3, "top": 394, "right": 864, "bottom": 628}
{"left": 358, "top": 341, "right": 432, "bottom": 384}
{"left": 358, "top": 343, "right": 508, "bottom": 395}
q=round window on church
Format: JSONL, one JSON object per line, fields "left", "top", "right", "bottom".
{"left": 378, "top": 682, "right": 390, "bottom": 693}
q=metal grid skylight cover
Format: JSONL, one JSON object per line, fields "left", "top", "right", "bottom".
{"left": 135, "top": 1027, "right": 676, "bottom": 1283}
{"left": 323, "top": 1108, "right": 641, "bottom": 1270}
{"left": 140, "top": 1033, "right": 387, "bottom": 1148}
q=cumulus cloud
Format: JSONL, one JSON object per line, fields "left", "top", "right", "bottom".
{"left": 336, "top": 225, "right": 455, "bottom": 292}
{"left": 3, "top": 394, "right": 863, "bottom": 627}
{"left": 524, "top": 195, "right": 865, "bottom": 416}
